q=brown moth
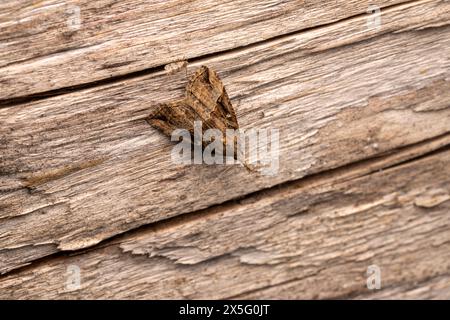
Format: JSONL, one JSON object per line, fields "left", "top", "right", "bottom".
{"left": 147, "top": 65, "right": 240, "bottom": 160}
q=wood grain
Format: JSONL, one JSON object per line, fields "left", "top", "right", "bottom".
{"left": 0, "top": 0, "right": 416, "bottom": 99}
{"left": 1, "top": 148, "right": 449, "bottom": 299}
{"left": 351, "top": 275, "right": 450, "bottom": 299}
{"left": 1, "top": 0, "right": 450, "bottom": 275}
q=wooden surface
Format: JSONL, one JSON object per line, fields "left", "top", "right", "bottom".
{"left": 0, "top": 0, "right": 415, "bottom": 99}
{"left": 0, "top": 0, "right": 449, "bottom": 299}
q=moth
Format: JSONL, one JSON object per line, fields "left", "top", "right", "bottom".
{"left": 147, "top": 65, "right": 241, "bottom": 161}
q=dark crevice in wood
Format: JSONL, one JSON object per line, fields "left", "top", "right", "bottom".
{"left": 376, "top": 141, "right": 450, "bottom": 173}
{"left": 0, "top": 0, "right": 422, "bottom": 109}
{"left": 0, "top": 63, "right": 165, "bottom": 109}
{"left": 1, "top": 131, "right": 449, "bottom": 278}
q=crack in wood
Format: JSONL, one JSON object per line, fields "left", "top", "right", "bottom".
{"left": 2, "top": 132, "right": 449, "bottom": 277}
{"left": 0, "top": 0, "right": 440, "bottom": 106}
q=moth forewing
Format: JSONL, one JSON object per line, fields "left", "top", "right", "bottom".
{"left": 147, "top": 65, "right": 249, "bottom": 167}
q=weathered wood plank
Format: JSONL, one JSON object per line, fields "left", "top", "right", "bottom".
{"left": 350, "top": 275, "right": 450, "bottom": 299}
{"left": 1, "top": 149, "right": 449, "bottom": 299}
{"left": 1, "top": 1, "right": 450, "bottom": 274}
{"left": 0, "top": 0, "right": 421, "bottom": 99}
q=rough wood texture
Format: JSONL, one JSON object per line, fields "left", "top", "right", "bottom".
{"left": 2, "top": 1, "right": 450, "bottom": 275}
{"left": 1, "top": 0, "right": 450, "bottom": 299}
{"left": 0, "top": 0, "right": 415, "bottom": 99}
{"left": 1, "top": 149, "right": 449, "bottom": 299}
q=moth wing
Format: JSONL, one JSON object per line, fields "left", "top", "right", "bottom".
{"left": 186, "top": 66, "right": 239, "bottom": 130}
{"left": 147, "top": 101, "right": 199, "bottom": 136}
